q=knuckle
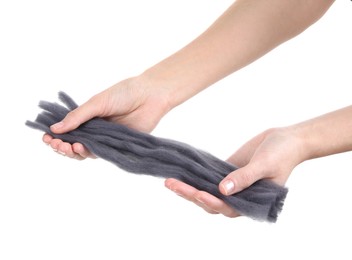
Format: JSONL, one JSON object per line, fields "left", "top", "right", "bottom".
{"left": 237, "top": 167, "right": 258, "bottom": 189}
{"left": 65, "top": 110, "right": 79, "bottom": 125}
{"left": 239, "top": 171, "right": 254, "bottom": 187}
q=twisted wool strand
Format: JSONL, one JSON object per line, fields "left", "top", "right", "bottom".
{"left": 26, "top": 92, "right": 288, "bottom": 222}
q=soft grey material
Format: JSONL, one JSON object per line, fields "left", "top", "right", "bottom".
{"left": 26, "top": 92, "right": 288, "bottom": 222}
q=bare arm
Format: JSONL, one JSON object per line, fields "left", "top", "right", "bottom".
{"left": 142, "top": 0, "right": 335, "bottom": 108}
{"left": 47, "top": 0, "right": 335, "bottom": 159}
{"left": 294, "top": 105, "right": 352, "bottom": 160}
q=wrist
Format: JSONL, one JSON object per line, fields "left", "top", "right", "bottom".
{"left": 138, "top": 67, "right": 192, "bottom": 110}
{"left": 132, "top": 73, "right": 174, "bottom": 115}
{"left": 287, "top": 105, "right": 352, "bottom": 161}
{"left": 269, "top": 126, "right": 310, "bottom": 166}
{"left": 284, "top": 123, "right": 316, "bottom": 164}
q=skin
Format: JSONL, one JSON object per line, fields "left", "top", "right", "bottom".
{"left": 166, "top": 105, "right": 352, "bottom": 216}
{"left": 43, "top": 0, "right": 345, "bottom": 217}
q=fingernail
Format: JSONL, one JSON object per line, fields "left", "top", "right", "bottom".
{"left": 221, "top": 180, "right": 235, "bottom": 195}
{"left": 51, "top": 121, "right": 64, "bottom": 130}
{"left": 58, "top": 150, "right": 66, "bottom": 156}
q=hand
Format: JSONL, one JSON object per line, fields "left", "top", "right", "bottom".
{"left": 165, "top": 127, "right": 305, "bottom": 218}
{"left": 43, "top": 76, "right": 171, "bottom": 159}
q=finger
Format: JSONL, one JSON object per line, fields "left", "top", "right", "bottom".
{"left": 49, "top": 138, "right": 63, "bottom": 152}
{"left": 165, "top": 179, "right": 238, "bottom": 216}
{"left": 219, "top": 164, "right": 263, "bottom": 195}
{"left": 164, "top": 179, "right": 219, "bottom": 214}
{"left": 50, "top": 96, "right": 101, "bottom": 134}
{"left": 57, "top": 142, "right": 84, "bottom": 160}
{"left": 57, "top": 142, "right": 71, "bottom": 157}
{"left": 42, "top": 134, "right": 53, "bottom": 145}
{"left": 44, "top": 134, "right": 91, "bottom": 160}
{"left": 198, "top": 204, "right": 220, "bottom": 215}
{"left": 195, "top": 191, "right": 239, "bottom": 218}
{"left": 72, "top": 143, "right": 97, "bottom": 159}
{"left": 226, "top": 130, "right": 270, "bottom": 167}
{"left": 164, "top": 178, "right": 199, "bottom": 201}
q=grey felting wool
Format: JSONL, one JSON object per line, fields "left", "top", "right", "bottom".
{"left": 26, "top": 92, "right": 288, "bottom": 222}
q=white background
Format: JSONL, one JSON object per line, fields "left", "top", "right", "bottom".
{"left": 1, "top": 0, "right": 351, "bottom": 259}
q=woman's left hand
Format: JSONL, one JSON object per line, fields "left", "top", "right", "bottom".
{"left": 165, "top": 127, "right": 304, "bottom": 217}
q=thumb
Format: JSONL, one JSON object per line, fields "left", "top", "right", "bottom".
{"left": 50, "top": 99, "right": 100, "bottom": 134}
{"left": 219, "top": 164, "right": 262, "bottom": 196}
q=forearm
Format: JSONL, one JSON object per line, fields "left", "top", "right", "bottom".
{"left": 140, "top": 0, "right": 334, "bottom": 108}
{"left": 292, "top": 105, "right": 352, "bottom": 162}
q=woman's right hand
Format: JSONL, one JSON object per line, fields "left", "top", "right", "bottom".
{"left": 43, "top": 76, "right": 172, "bottom": 160}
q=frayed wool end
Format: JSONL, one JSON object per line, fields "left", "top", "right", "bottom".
{"left": 26, "top": 92, "right": 289, "bottom": 222}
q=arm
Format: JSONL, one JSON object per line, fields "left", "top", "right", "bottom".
{"left": 142, "top": 0, "right": 335, "bottom": 108}
{"left": 293, "top": 105, "right": 352, "bottom": 160}
{"left": 165, "top": 105, "right": 352, "bottom": 217}
{"left": 47, "top": 0, "right": 335, "bottom": 158}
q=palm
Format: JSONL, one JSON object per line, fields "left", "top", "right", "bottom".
{"left": 43, "top": 77, "right": 169, "bottom": 159}
{"left": 165, "top": 128, "right": 301, "bottom": 218}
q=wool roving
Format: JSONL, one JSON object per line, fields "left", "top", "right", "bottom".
{"left": 26, "top": 92, "right": 288, "bottom": 222}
